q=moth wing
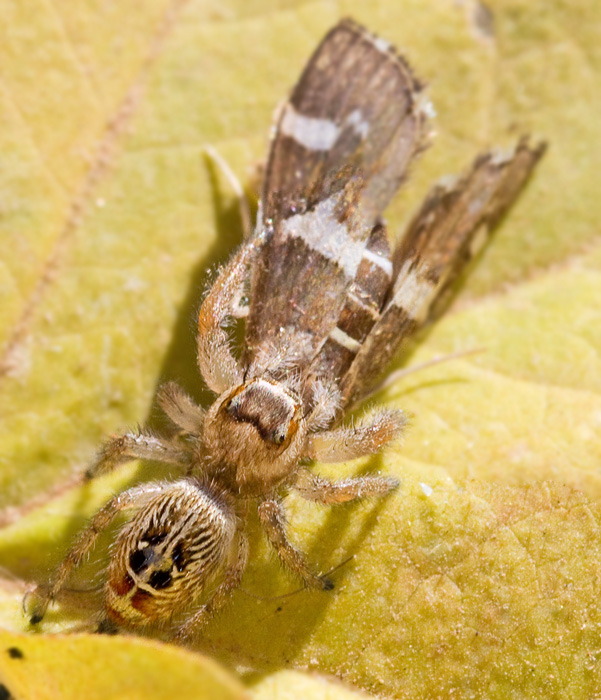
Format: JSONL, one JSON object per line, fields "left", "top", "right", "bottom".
{"left": 244, "top": 19, "right": 430, "bottom": 366}
{"left": 340, "top": 137, "right": 547, "bottom": 406}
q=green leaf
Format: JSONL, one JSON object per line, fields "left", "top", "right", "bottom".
{"left": 1, "top": 1, "right": 601, "bottom": 698}
{"left": 0, "top": 629, "right": 245, "bottom": 700}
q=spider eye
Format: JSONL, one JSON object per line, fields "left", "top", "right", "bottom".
{"left": 271, "top": 430, "right": 286, "bottom": 445}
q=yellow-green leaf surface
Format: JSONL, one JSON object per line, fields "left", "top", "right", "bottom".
{"left": 1, "top": 1, "right": 601, "bottom": 699}
{"left": 0, "top": 629, "right": 246, "bottom": 700}
{"left": 249, "top": 670, "right": 370, "bottom": 699}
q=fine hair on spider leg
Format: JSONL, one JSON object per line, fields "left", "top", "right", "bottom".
{"left": 238, "top": 554, "right": 356, "bottom": 603}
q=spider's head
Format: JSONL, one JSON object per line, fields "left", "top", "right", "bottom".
{"left": 203, "top": 378, "right": 307, "bottom": 494}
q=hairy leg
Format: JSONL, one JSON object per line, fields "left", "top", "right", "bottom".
{"left": 294, "top": 469, "right": 398, "bottom": 504}
{"left": 26, "top": 484, "right": 164, "bottom": 624}
{"left": 156, "top": 381, "right": 205, "bottom": 434}
{"left": 85, "top": 431, "right": 191, "bottom": 480}
{"left": 305, "top": 379, "right": 342, "bottom": 432}
{"left": 306, "top": 408, "right": 406, "bottom": 463}
{"left": 196, "top": 236, "right": 264, "bottom": 394}
{"left": 173, "top": 529, "right": 249, "bottom": 643}
{"left": 257, "top": 499, "right": 333, "bottom": 591}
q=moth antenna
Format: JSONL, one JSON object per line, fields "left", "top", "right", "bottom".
{"left": 360, "top": 347, "right": 486, "bottom": 403}
{"left": 204, "top": 144, "right": 252, "bottom": 239}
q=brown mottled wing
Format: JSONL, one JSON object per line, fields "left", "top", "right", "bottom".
{"left": 244, "top": 18, "right": 429, "bottom": 364}
{"left": 340, "top": 137, "right": 547, "bottom": 407}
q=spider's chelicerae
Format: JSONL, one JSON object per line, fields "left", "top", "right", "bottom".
{"left": 26, "top": 18, "right": 544, "bottom": 641}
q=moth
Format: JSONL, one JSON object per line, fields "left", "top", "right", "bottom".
{"left": 27, "top": 18, "right": 545, "bottom": 641}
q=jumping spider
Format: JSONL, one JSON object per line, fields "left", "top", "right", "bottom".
{"left": 26, "top": 232, "right": 403, "bottom": 641}
{"left": 25, "top": 17, "right": 544, "bottom": 642}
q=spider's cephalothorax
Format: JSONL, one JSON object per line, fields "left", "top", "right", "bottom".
{"left": 26, "top": 18, "right": 544, "bottom": 641}
{"left": 203, "top": 377, "right": 307, "bottom": 494}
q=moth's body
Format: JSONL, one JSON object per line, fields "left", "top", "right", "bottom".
{"left": 26, "top": 19, "right": 545, "bottom": 641}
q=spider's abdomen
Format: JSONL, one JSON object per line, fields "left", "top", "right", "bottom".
{"left": 105, "top": 480, "right": 235, "bottom": 628}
